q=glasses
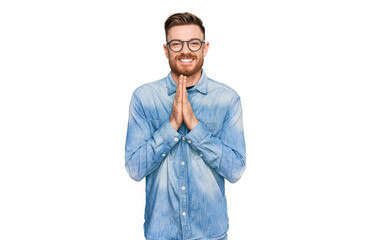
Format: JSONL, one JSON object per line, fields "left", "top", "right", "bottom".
{"left": 166, "top": 38, "right": 205, "bottom": 52}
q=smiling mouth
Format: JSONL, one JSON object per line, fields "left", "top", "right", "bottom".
{"left": 179, "top": 59, "right": 194, "bottom": 63}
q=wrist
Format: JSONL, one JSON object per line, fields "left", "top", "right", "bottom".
{"left": 169, "top": 118, "right": 180, "bottom": 131}
{"left": 188, "top": 119, "right": 199, "bottom": 131}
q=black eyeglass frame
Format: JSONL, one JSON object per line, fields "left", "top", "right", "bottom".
{"left": 166, "top": 38, "right": 205, "bottom": 52}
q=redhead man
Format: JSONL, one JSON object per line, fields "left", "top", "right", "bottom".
{"left": 125, "top": 12, "right": 246, "bottom": 240}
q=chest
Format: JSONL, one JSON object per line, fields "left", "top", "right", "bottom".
{"left": 145, "top": 91, "right": 230, "bottom": 136}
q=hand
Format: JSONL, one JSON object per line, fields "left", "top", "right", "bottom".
{"left": 169, "top": 75, "right": 199, "bottom": 131}
{"left": 169, "top": 75, "right": 184, "bottom": 131}
{"left": 181, "top": 76, "right": 199, "bottom": 130}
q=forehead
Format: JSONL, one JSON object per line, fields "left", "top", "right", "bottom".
{"left": 167, "top": 24, "right": 204, "bottom": 41}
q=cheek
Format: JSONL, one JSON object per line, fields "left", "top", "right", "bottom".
{"left": 169, "top": 53, "right": 179, "bottom": 61}
{"left": 168, "top": 54, "right": 178, "bottom": 65}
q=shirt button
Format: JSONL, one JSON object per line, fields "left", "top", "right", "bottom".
{"left": 182, "top": 211, "right": 186, "bottom": 216}
{"left": 174, "top": 137, "right": 179, "bottom": 142}
{"left": 181, "top": 161, "right": 185, "bottom": 166}
{"left": 200, "top": 154, "right": 203, "bottom": 157}
{"left": 187, "top": 140, "right": 191, "bottom": 144}
{"left": 181, "top": 186, "right": 185, "bottom": 191}
{"left": 182, "top": 136, "right": 185, "bottom": 141}
{"left": 162, "top": 154, "right": 166, "bottom": 157}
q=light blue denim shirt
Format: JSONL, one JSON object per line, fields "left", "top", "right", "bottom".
{"left": 125, "top": 70, "right": 246, "bottom": 240}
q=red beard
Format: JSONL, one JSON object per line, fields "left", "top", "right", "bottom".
{"left": 169, "top": 53, "right": 204, "bottom": 77}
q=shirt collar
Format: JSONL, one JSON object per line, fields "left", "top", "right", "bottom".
{"left": 166, "top": 69, "right": 209, "bottom": 96}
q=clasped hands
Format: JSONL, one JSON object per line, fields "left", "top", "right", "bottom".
{"left": 169, "top": 75, "right": 199, "bottom": 131}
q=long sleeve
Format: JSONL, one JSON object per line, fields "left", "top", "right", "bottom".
{"left": 184, "top": 96, "right": 246, "bottom": 183}
{"left": 125, "top": 93, "right": 182, "bottom": 182}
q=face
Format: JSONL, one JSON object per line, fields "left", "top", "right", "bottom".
{"left": 163, "top": 24, "right": 209, "bottom": 77}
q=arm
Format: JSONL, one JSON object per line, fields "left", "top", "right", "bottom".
{"left": 125, "top": 93, "right": 182, "bottom": 182}
{"left": 184, "top": 96, "right": 246, "bottom": 183}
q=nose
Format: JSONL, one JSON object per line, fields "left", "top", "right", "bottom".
{"left": 180, "top": 41, "right": 192, "bottom": 54}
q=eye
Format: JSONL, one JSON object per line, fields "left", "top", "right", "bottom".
{"left": 190, "top": 40, "right": 201, "bottom": 46}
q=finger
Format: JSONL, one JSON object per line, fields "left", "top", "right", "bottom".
{"left": 182, "top": 76, "right": 187, "bottom": 104}
{"left": 178, "top": 75, "right": 183, "bottom": 103}
{"left": 179, "top": 74, "right": 183, "bottom": 86}
{"left": 184, "top": 76, "right": 189, "bottom": 103}
{"left": 175, "top": 75, "right": 182, "bottom": 102}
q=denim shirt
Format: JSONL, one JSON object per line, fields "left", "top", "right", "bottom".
{"left": 125, "top": 70, "right": 246, "bottom": 240}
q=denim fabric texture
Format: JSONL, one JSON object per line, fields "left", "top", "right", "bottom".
{"left": 125, "top": 70, "right": 246, "bottom": 240}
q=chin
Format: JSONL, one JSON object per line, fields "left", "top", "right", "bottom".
{"left": 179, "top": 69, "right": 195, "bottom": 76}
{"left": 173, "top": 65, "right": 203, "bottom": 77}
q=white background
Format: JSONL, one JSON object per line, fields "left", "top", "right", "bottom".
{"left": 1, "top": 0, "right": 370, "bottom": 239}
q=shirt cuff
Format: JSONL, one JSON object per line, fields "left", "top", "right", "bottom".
{"left": 158, "top": 120, "right": 183, "bottom": 148}
{"left": 184, "top": 121, "right": 211, "bottom": 148}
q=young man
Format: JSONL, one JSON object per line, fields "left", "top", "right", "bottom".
{"left": 125, "top": 12, "right": 246, "bottom": 240}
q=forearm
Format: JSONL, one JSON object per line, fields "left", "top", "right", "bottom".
{"left": 125, "top": 120, "right": 182, "bottom": 181}
{"left": 184, "top": 121, "right": 246, "bottom": 183}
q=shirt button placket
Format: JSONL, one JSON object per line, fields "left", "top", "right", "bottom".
{"left": 180, "top": 135, "right": 189, "bottom": 238}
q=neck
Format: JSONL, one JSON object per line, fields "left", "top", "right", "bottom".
{"left": 172, "top": 70, "right": 202, "bottom": 87}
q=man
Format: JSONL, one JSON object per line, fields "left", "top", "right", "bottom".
{"left": 125, "top": 12, "right": 246, "bottom": 240}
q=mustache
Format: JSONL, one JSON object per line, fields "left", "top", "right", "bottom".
{"left": 176, "top": 53, "right": 197, "bottom": 60}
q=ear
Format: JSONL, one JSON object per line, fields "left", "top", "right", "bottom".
{"left": 163, "top": 44, "right": 169, "bottom": 59}
{"left": 203, "top": 42, "right": 210, "bottom": 57}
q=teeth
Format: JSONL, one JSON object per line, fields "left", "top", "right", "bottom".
{"left": 180, "top": 59, "right": 193, "bottom": 62}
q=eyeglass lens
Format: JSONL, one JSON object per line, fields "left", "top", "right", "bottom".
{"left": 169, "top": 39, "right": 202, "bottom": 52}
